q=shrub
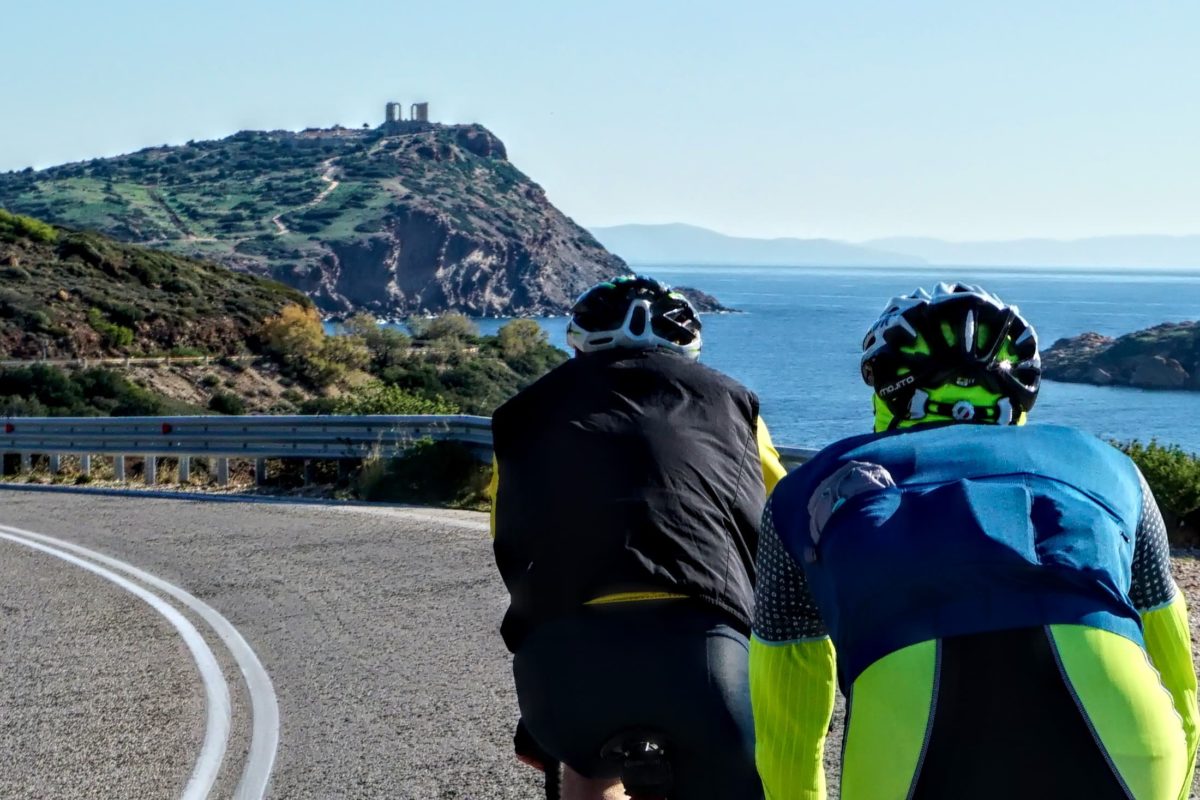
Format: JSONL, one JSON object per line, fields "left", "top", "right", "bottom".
{"left": 86, "top": 308, "right": 135, "bottom": 349}
{"left": 208, "top": 391, "right": 246, "bottom": 415}
{"left": 331, "top": 382, "right": 458, "bottom": 415}
{"left": 354, "top": 439, "right": 490, "bottom": 508}
{"left": 1116, "top": 440, "right": 1200, "bottom": 539}
{"left": 424, "top": 313, "right": 478, "bottom": 341}
{"left": 0, "top": 209, "right": 57, "bottom": 244}
{"left": 0, "top": 365, "right": 198, "bottom": 417}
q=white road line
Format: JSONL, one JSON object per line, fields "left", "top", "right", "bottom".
{"left": 0, "top": 529, "right": 231, "bottom": 800}
{"left": 0, "top": 523, "right": 280, "bottom": 800}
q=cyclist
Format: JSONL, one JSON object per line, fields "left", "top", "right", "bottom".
{"left": 491, "top": 275, "right": 784, "bottom": 799}
{"left": 751, "top": 283, "right": 1198, "bottom": 799}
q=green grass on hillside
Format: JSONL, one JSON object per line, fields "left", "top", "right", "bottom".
{"left": 0, "top": 209, "right": 310, "bottom": 359}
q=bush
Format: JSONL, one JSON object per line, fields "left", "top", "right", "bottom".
{"left": 354, "top": 439, "right": 490, "bottom": 508}
{"left": 423, "top": 313, "right": 478, "bottom": 342}
{"left": 0, "top": 365, "right": 198, "bottom": 417}
{"left": 1116, "top": 440, "right": 1200, "bottom": 540}
{"left": 86, "top": 307, "right": 135, "bottom": 349}
{"left": 0, "top": 209, "right": 57, "bottom": 244}
{"left": 208, "top": 391, "right": 246, "bottom": 415}
{"left": 331, "top": 382, "right": 458, "bottom": 415}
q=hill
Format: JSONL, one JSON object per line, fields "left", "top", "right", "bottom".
{"left": 0, "top": 124, "right": 625, "bottom": 317}
{"left": 589, "top": 223, "right": 920, "bottom": 267}
{"left": 0, "top": 209, "right": 307, "bottom": 359}
{"left": 1043, "top": 321, "right": 1200, "bottom": 390}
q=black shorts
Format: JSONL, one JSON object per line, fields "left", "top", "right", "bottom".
{"left": 513, "top": 600, "right": 763, "bottom": 800}
{"left": 911, "top": 627, "right": 1130, "bottom": 799}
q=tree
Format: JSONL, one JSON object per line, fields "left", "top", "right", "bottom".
{"left": 498, "top": 319, "right": 547, "bottom": 360}
{"left": 261, "top": 303, "right": 323, "bottom": 364}
{"left": 261, "top": 303, "right": 368, "bottom": 388}
{"left": 424, "top": 313, "right": 478, "bottom": 341}
{"left": 344, "top": 312, "right": 411, "bottom": 368}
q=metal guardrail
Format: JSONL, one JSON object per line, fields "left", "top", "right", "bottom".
{"left": 0, "top": 414, "right": 817, "bottom": 483}
{"left": 0, "top": 414, "right": 494, "bottom": 459}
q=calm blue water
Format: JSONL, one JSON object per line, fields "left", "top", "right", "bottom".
{"left": 472, "top": 266, "right": 1200, "bottom": 453}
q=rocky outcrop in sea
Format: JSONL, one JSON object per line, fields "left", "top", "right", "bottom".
{"left": 1043, "top": 321, "right": 1200, "bottom": 390}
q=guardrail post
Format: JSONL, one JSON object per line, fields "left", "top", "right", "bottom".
{"left": 255, "top": 458, "right": 268, "bottom": 486}
{"left": 144, "top": 456, "right": 157, "bottom": 485}
{"left": 178, "top": 456, "right": 190, "bottom": 483}
{"left": 49, "top": 454, "right": 61, "bottom": 475}
{"left": 303, "top": 459, "right": 315, "bottom": 486}
{"left": 114, "top": 455, "right": 126, "bottom": 482}
{"left": 20, "top": 453, "right": 31, "bottom": 474}
{"left": 216, "top": 458, "right": 229, "bottom": 487}
{"left": 80, "top": 454, "right": 91, "bottom": 477}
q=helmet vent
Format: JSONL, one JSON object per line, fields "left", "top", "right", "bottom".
{"left": 629, "top": 305, "right": 648, "bottom": 336}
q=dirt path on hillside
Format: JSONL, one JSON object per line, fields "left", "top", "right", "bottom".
{"left": 271, "top": 159, "right": 340, "bottom": 235}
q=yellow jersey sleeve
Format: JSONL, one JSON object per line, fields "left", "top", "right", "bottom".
{"left": 488, "top": 455, "right": 499, "bottom": 540}
{"left": 750, "top": 636, "right": 836, "bottom": 799}
{"left": 756, "top": 417, "right": 788, "bottom": 494}
{"left": 1142, "top": 593, "right": 1199, "bottom": 799}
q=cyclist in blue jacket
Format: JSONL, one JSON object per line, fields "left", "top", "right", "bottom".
{"left": 751, "top": 283, "right": 1198, "bottom": 799}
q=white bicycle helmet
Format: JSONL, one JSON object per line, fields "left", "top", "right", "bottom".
{"left": 566, "top": 275, "right": 702, "bottom": 359}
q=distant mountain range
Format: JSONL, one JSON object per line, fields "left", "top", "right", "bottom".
{"left": 591, "top": 223, "right": 1200, "bottom": 269}
{"left": 589, "top": 224, "right": 920, "bottom": 267}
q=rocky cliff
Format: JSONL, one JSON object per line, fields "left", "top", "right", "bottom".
{"left": 0, "top": 124, "right": 629, "bottom": 317}
{"left": 1043, "top": 321, "right": 1200, "bottom": 390}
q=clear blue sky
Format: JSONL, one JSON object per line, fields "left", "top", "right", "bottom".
{"left": 4, "top": 1, "right": 1199, "bottom": 241}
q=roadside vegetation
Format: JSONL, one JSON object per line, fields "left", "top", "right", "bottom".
{"left": 0, "top": 364, "right": 204, "bottom": 417}
{"left": 0, "top": 208, "right": 307, "bottom": 360}
{"left": 1117, "top": 440, "right": 1200, "bottom": 545}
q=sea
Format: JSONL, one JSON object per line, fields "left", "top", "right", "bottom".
{"left": 467, "top": 265, "right": 1200, "bottom": 454}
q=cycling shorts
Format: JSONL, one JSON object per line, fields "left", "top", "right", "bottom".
{"left": 513, "top": 600, "right": 764, "bottom": 800}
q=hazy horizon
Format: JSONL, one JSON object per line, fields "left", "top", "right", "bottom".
{"left": 589, "top": 222, "right": 1200, "bottom": 247}
{"left": 6, "top": 1, "right": 1200, "bottom": 242}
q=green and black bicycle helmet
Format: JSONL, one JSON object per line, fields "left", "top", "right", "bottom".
{"left": 566, "top": 275, "right": 702, "bottom": 359}
{"left": 860, "top": 283, "right": 1041, "bottom": 431}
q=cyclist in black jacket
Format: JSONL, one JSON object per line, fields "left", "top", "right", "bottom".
{"left": 491, "top": 275, "right": 784, "bottom": 800}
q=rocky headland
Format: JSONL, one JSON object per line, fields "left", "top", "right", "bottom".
{"left": 0, "top": 124, "right": 637, "bottom": 317}
{"left": 1043, "top": 321, "right": 1200, "bottom": 390}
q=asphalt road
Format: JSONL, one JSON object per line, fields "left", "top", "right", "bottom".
{"left": 0, "top": 490, "right": 536, "bottom": 799}
{"left": 4, "top": 487, "right": 1193, "bottom": 799}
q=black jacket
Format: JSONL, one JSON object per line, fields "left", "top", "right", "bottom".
{"left": 492, "top": 349, "right": 766, "bottom": 651}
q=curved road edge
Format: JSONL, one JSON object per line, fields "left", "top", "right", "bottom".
{"left": 0, "top": 522, "right": 280, "bottom": 800}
